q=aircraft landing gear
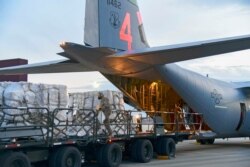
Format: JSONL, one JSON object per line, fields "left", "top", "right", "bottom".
{"left": 196, "top": 139, "right": 215, "bottom": 145}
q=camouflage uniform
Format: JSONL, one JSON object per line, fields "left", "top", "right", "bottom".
{"left": 98, "top": 92, "right": 112, "bottom": 136}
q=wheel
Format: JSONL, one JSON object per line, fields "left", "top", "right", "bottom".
{"left": 200, "top": 139, "right": 207, "bottom": 145}
{"left": 49, "top": 146, "right": 81, "bottom": 167}
{"left": 158, "top": 138, "right": 176, "bottom": 157}
{"left": 196, "top": 139, "right": 201, "bottom": 144}
{"left": 198, "top": 139, "right": 215, "bottom": 145}
{"left": 136, "top": 139, "right": 153, "bottom": 163}
{"left": 0, "top": 152, "right": 31, "bottom": 167}
{"left": 98, "top": 143, "right": 122, "bottom": 167}
{"left": 207, "top": 139, "right": 215, "bottom": 144}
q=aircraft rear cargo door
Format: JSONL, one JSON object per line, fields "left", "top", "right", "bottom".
{"left": 236, "top": 103, "right": 246, "bottom": 131}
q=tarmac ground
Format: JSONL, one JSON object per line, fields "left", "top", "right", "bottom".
{"left": 118, "top": 138, "right": 250, "bottom": 167}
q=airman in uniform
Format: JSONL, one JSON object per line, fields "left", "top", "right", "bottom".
{"left": 97, "top": 92, "right": 112, "bottom": 136}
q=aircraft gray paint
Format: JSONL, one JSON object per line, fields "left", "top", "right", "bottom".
{"left": 1, "top": 0, "right": 250, "bottom": 138}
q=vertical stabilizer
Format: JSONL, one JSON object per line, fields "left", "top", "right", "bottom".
{"left": 84, "top": 0, "right": 149, "bottom": 50}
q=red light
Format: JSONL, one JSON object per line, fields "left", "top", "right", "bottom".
{"left": 66, "top": 140, "right": 74, "bottom": 144}
{"left": 6, "top": 143, "right": 20, "bottom": 148}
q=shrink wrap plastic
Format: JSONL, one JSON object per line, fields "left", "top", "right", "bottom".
{"left": 0, "top": 83, "right": 134, "bottom": 139}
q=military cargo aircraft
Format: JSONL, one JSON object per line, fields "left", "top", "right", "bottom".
{"left": 1, "top": 0, "right": 250, "bottom": 139}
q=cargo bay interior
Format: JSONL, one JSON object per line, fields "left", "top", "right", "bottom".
{"left": 105, "top": 74, "right": 211, "bottom": 132}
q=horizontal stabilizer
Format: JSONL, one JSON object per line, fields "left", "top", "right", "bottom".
{"left": 0, "top": 59, "right": 93, "bottom": 75}
{"left": 59, "top": 42, "right": 115, "bottom": 64}
{"left": 0, "top": 43, "right": 113, "bottom": 76}
{"left": 233, "top": 82, "right": 250, "bottom": 89}
{"left": 1, "top": 34, "right": 250, "bottom": 78}
{"left": 113, "top": 35, "right": 250, "bottom": 65}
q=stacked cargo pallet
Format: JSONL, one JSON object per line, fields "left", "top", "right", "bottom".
{"left": 67, "top": 91, "right": 132, "bottom": 136}
{"left": 0, "top": 82, "right": 68, "bottom": 139}
{"left": 0, "top": 82, "right": 133, "bottom": 140}
{"left": 0, "top": 82, "right": 67, "bottom": 124}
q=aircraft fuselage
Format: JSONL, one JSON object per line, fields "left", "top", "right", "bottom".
{"left": 157, "top": 64, "right": 250, "bottom": 137}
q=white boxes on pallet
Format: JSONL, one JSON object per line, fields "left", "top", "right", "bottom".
{"left": 0, "top": 82, "right": 67, "bottom": 109}
{"left": 68, "top": 91, "right": 125, "bottom": 110}
{"left": 0, "top": 82, "right": 68, "bottom": 138}
{"left": 68, "top": 91, "right": 132, "bottom": 136}
{"left": 0, "top": 82, "right": 133, "bottom": 139}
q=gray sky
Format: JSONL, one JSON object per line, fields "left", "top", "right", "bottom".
{"left": 1, "top": 0, "right": 250, "bottom": 92}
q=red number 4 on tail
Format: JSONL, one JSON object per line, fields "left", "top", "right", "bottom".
{"left": 119, "top": 13, "right": 133, "bottom": 50}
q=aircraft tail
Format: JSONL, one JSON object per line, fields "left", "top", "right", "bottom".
{"left": 84, "top": 0, "right": 149, "bottom": 51}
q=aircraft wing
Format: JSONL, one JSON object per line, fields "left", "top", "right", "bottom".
{"left": 0, "top": 59, "right": 93, "bottom": 75}
{"left": 232, "top": 81, "right": 250, "bottom": 88}
{"left": 1, "top": 35, "right": 250, "bottom": 77}
{"left": 112, "top": 35, "right": 250, "bottom": 65}
{"left": 50, "top": 35, "right": 250, "bottom": 78}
